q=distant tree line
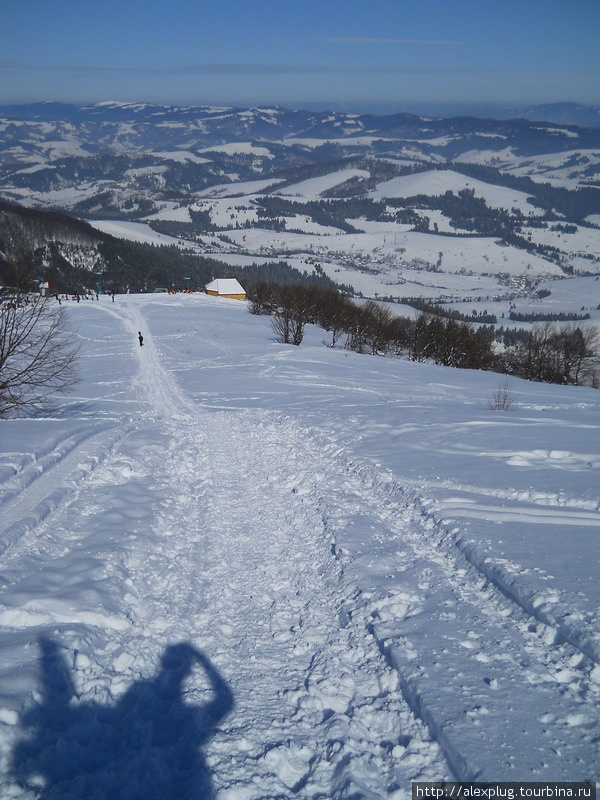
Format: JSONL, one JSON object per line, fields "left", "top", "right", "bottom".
{"left": 96, "top": 240, "right": 355, "bottom": 295}
{"left": 148, "top": 208, "right": 214, "bottom": 238}
{"left": 509, "top": 310, "right": 590, "bottom": 322}
{"left": 399, "top": 298, "right": 498, "bottom": 324}
{"left": 451, "top": 163, "right": 600, "bottom": 223}
{"left": 249, "top": 280, "right": 599, "bottom": 386}
{"left": 388, "top": 188, "right": 523, "bottom": 239}
{"left": 7, "top": 154, "right": 155, "bottom": 193}
{"left": 253, "top": 197, "right": 389, "bottom": 233}
{"left": 239, "top": 262, "right": 354, "bottom": 294}
{"left": 249, "top": 281, "right": 496, "bottom": 369}
{"left": 499, "top": 322, "right": 599, "bottom": 386}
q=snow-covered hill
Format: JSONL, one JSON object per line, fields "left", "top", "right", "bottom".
{"left": 0, "top": 293, "right": 598, "bottom": 796}
{"left": 368, "top": 169, "right": 545, "bottom": 216}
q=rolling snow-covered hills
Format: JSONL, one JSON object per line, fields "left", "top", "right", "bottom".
{"left": 1, "top": 101, "right": 599, "bottom": 315}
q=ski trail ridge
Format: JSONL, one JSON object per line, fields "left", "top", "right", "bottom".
{"left": 0, "top": 301, "right": 448, "bottom": 798}
{"left": 124, "top": 301, "right": 450, "bottom": 796}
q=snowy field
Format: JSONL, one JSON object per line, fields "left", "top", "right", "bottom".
{"left": 88, "top": 212, "right": 570, "bottom": 307}
{"left": 0, "top": 293, "right": 599, "bottom": 797}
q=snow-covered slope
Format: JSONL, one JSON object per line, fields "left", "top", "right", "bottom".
{"left": 273, "top": 168, "right": 371, "bottom": 200}
{"left": 0, "top": 293, "right": 598, "bottom": 797}
{"left": 369, "top": 169, "right": 545, "bottom": 216}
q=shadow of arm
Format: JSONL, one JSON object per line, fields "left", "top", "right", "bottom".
{"left": 196, "top": 653, "right": 234, "bottom": 728}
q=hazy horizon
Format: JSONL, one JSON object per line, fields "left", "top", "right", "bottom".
{"left": 1, "top": 98, "right": 597, "bottom": 123}
{"left": 1, "top": 0, "right": 598, "bottom": 109}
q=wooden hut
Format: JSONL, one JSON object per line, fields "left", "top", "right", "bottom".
{"left": 205, "top": 278, "right": 246, "bottom": 300}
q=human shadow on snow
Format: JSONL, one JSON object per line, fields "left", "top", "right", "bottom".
{"left": 11, "top": 636, "right": 234, "bottom": 799}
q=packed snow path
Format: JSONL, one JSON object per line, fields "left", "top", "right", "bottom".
{"left": 0, "top": 295, "right": 598, "bottom": 797}
{"left": 0, "top": 301, "right": 447, "bottom": 798}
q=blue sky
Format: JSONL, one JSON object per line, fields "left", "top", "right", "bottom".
{"left": 1, "top": 0, "right": 599, "bottom": 110}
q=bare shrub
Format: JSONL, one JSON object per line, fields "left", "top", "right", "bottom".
{"left": 0, "top": 295, "right": 79, "bottom": 416}
{"left": 488, "top": 381, "right": 515, "bottom": 411}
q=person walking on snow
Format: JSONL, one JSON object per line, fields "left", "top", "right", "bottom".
{"left": 138, "top": 331, "right": 144, "bottom": 347}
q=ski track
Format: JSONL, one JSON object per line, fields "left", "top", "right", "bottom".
{"left": 0, "top": 303, "right": 448, "bottom": 798}
{"left": 0, "top": 296, "right": 600, "bottom": 800}
{"left": 309, "top": 450, "right": 600, "bottom": 779}
{"left": 121, "top": 302, "right": 450, "bottom": 796}
{"left": 0, "top": 425, "right": 133, "bottom": 559}
{"left": 1, "top": 299, "right": 598, "bottom": 794}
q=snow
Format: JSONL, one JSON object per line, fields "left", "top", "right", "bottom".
{"left": 88, "top": 219, "right": 187, "bottom": 246}
{"left": 142, "top": 202, "right": 195, "bottom": 223}
{"left": 0, "top": 292, "right": 599, "bottom": 796}
{"left": 223, "top": 225, "right": 564, "bottom": 282}
{"left": 369, "top": 170, "right": 545, "bottom": 217}
{"left": 124, "top": 165, "right": 168, "bottom": 179}
{"left": 196, "top": 178, "right": 286, "bottom": 198}
{"left": 274, "top": 169, "right": 370, "bottom": 199}
{"left": 197, "top": 142, "right": 274, "bottom": 158}
{"left": 280, "top": 136, "right": 384, "bottom": 149}
{"left": 5, "top": 184, "right": 113, "bottom": 210}
{"left": 205, "top": 278, "right": 245, "bottom": 296}
{"left": 86, "top": 209, "right": 588, "bottom": 305}
{"left": 9, "top": 164, "right": 56, "bottom": 176}
{"left": 505, "top": 150, "right": 600, "bottom": 189}
{"left": 524, "top": 274, "right": 600, "bottom": 315}
{"left": 201, "top": 199, "right": 259, "bottom": 230}
{"left": 152, "top": 151, "right": 212, "bottom": 165}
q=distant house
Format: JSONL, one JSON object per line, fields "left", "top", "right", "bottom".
{"left": 205, "top": 278, "right": 246, "bottom": 301}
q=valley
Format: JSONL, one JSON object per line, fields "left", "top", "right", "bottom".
{"left": 1, "top": 103, "right": 599, "bottom": 308}
{"left": 1, "top": 102, "right": 600, "bottom": 379}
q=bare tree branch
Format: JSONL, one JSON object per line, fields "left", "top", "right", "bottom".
{"left": 0, "top": 295, "right": 79, "bottom": 417}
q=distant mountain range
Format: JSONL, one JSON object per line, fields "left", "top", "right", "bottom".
{"left": 350, "top": 102, "right": 600, "bottom": 129}
{"left": 1, "top": 100, "right": 600, "bottom": 219}
{"left": 485, "top": 102, "right": 600, "bottom": 129}
{"left": 2, "top": 101, "right": 600, "bottom": 156}
{"left": 2, "top": 100, "right": 600, "bottom": 141}
{"left": 2, "top": 100, "right": 600, "bottom": 128}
